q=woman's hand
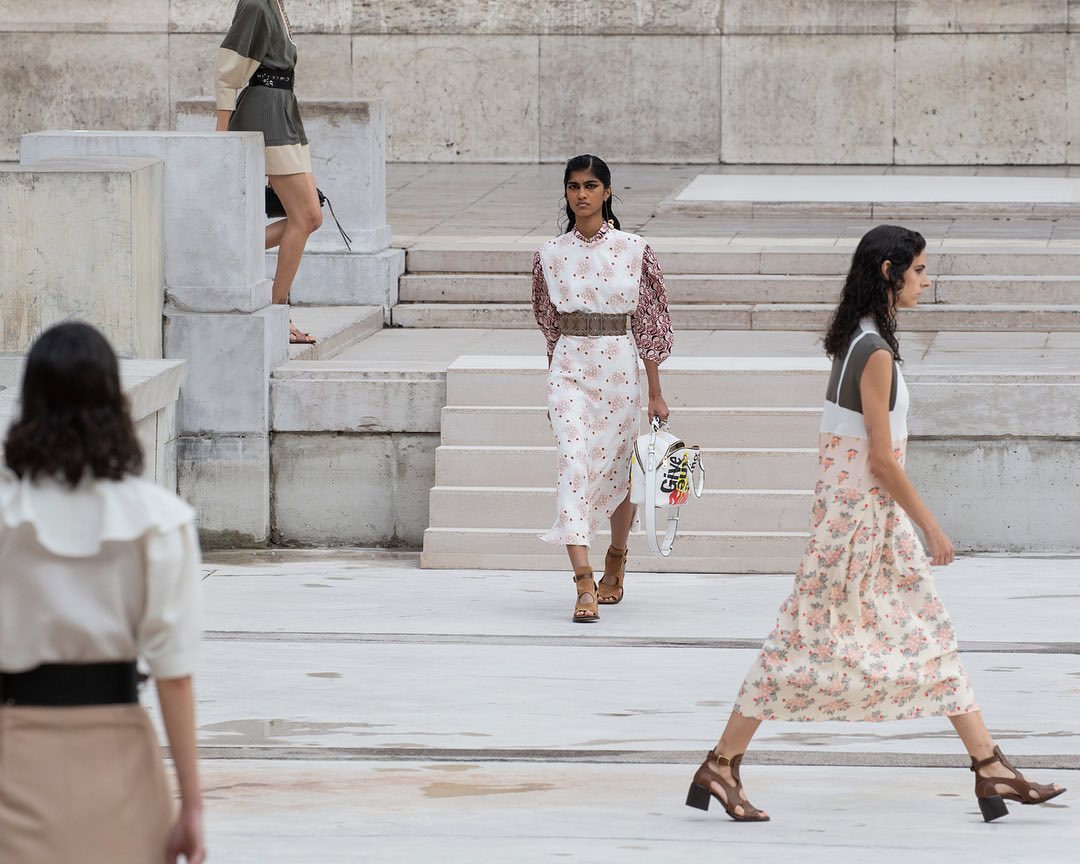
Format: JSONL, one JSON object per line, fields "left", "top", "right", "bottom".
{"left": 649, "top": 393, "right": 669, "bottom": 424}
{"left": 925, "top": 525, "right": 955, "bottom": 567}
{"left": 167, "top": 806, "right": 206, "bottom": 864}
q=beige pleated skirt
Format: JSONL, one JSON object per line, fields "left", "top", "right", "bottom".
{"left": 0, "top": 704, "right": 173, "bottom": 864}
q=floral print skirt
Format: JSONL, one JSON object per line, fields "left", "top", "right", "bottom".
{"left": 733, "top": 434, "right": 979, "bottom": 722}
{"left": 540, "top": 334, "right": 640, "bottom": 547}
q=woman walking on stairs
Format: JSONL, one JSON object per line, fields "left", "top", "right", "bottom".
{"left": 685, "top": 225, "right": 1065, "bottom": 823}
{"left": 532, "top": 154, "right": 674, "bottom": 623}
{"left": 216, "top": 0, "right": 320, "bottom": 345}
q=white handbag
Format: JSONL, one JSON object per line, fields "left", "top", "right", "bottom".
{"left": 629, "top": 417, "right": 705, "bottom": 557}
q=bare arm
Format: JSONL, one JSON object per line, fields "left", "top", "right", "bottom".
{"left": 860, "top": 350, "right": 953, "bottom": 566}
{"left": 215, "top": 110, "right": 232, "bottom": 132}
{"left": 643, "top": 359, "right": 668, "bottom": 422}
{"left": 157, "top": 676, "right": 206, "bottom": 863}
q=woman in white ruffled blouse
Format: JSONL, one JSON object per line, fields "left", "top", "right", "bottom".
{"left": 0, "top": 323, "right": 206, "bottom": 864}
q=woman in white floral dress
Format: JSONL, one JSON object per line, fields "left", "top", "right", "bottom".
{"left": 685, "top": 225, "right": 1065, "bottom": 823}
{"left": 532, "top": 155, "right": 674, "bottom": 623}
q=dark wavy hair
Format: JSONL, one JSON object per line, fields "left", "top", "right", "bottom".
{"left": 823, "top": 224, "right": 926, "bottom": 361}
{"left": 4, "top": 321, "right": 143, "bottom": 486}
{"left": 562, "top": 154, "right": 621, "bottom": 233}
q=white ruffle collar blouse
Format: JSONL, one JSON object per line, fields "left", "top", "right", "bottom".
{"left": 0, "top": 470, "right": 202, "bottom": 678}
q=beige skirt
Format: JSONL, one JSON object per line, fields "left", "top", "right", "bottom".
{"left": 0, "top": 704, "right": 173, "bottom": 864}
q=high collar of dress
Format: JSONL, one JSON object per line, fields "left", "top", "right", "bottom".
{"left": 858, "top": 315, "right": 881, "bottom": 335}
{"left": 572, "top": 221, "right": 611, "bottom": 245}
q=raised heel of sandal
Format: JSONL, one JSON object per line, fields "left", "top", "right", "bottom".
{"left": 685, "top": 783, "right": 711, "bottom": 811}
{"left": 978, "top": 795, "right": 1009, "bottom": 823}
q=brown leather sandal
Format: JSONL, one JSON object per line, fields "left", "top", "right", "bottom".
{"left": 572, "top": 569, "right": 599, "bottom": 623}
{"left": 686, "top": 749, "right": 769, "bottom": 822}
{"left": 972, "top": 746, "right": 1067, "bottom": 822}
{"left": 597, "top": 545, "right": 628, "bottom": 605}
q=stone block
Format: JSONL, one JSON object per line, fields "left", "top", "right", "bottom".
{"left": 352, "top": 1, "right": 723, "bottom": 35}
{"left": 172, "top": 0, "right": 352, "bottom": 33}
{"left": 177, "top": 434, "right": 270, "bottom": 546}
{"left": 895, "top": 34, "right": 1068, "bottom": 164}
{"left": 897, "top": 1, "right": 1069, "bottom": 34}
{"left": 266, "top": 248, "right": 403, "bottom": 309}
{"left": 270, "top": 365, "right": 445, "bottom": 433}
{"left": 164, "top": 304, "right": 288, "bottom": 435}
{"left": 0, "top": 33, "right": 170, "bottom": 161}
{"left": 0, "top": 158, "right": 164, "bottom": 358}
{"left": 22, "top": 130, "right": 270, "bottom": 312}
{"left": 271, "top": 432, "right": 437, "bottom": 546}
{"left": 1070, "top": 34, "right": 1080, "bottom": 163}
{"left": 1074, "top": 0, "right": 1080, "bottom": 31}
{"left": 0, "top": 0, "right": 168, "bottom": 32}
{"left": 720, "top": 35, "right": 894, "bottom": 164}
{"left": 909, "top": 440, "right": 1080, "bottom": 552}
{"left": 352, "top": 35, "right": 538, "bottom": 161}
{"left": 540, "top": 36, "right": 720, "bottom": 162}
{"left": 722, "top": 1, "right": 895, "bottom": 34}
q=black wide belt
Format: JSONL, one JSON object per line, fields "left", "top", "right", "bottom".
{"left": 0, "top": 662, "right": 139, "bottom": 707}
{"left": 248, "top": 65, "right": 295, "bottom": 90}
{"left": 558, "top": 312, "right": 628, "bottom": 337}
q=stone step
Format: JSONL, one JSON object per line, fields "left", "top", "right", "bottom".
{"left": 440, "top": 406, "right": 822, "bottom": 447}
{"left": 286, "top": 305, "right": 384, "bottom": 361}
{"left": 434, "top": 445, "right": 820, "bottom": 489}
{"left": 406, "top": 244, "right": 1080, "bottom": 276}
{"left": 428, "top": 486, "right": 813, "bottom": 531}
{"left": 420, "top": 527, "right": 806, "bottom": 573}
{"left": 446, "top": 357, "right": 831, "bottom": 408}
{"left": 393, "top": 302, "right": 1080, "bottom": 331}
{"left": 400, "top": 273, "right": 1080, "bottom": 306}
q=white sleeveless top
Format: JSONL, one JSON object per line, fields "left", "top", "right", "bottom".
{"left": 819, "top": 319, "right": 909, "bottom": 441}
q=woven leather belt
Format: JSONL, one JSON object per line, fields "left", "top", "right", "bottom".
{"left": 558, "top": 312, "right": 628, "bottom": 337}
{"left": 249, "top": 65, "right": 295, "bottom": 90}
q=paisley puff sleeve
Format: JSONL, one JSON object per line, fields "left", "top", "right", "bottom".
{"left": 532, "top": 252, "right": 561, "bottom": 356}
{"left": 631, "top": 244, "right": 674, "bottom": 365}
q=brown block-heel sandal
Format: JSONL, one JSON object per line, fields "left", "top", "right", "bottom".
{"left": 685, "top": 749, "right": 770, "bottom": 822}
{"left": 597, "top": 545, "right": 628, "bottom": 605}
{"left": 572, "top": 569, "right": 599, "bottom": 623}
{"left": 972, "top": 746, "right": 1067, "bottom": 822}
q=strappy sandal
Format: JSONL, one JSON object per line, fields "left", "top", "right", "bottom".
{"left": 972, "top": 745, "right": 1067, "bottom": 822}
{"left": 289, "top": 322, "right": 316, "bottom": 345}
{"left": 686, "top": 749, "right": 770, "bottom": 822}
{"left": 572, "top": 569, "right": 599, "bottom": 623}
{"left": 597, "top": 545, "right": 628, "bottom": 605}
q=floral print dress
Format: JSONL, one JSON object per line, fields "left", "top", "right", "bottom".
{"left": 733, "top": 319, "right": 979, "bottom": 722}
{"left": 532, "top": 222, "right": 673, "bottom": 547}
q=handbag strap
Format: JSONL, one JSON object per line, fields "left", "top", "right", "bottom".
{"left": 642, "top": 432, "right": 681, "bottom": 558}
{"left": 317, "top": 190, "right": 353, "bottom": 252}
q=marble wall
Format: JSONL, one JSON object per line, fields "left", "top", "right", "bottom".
{"left": 2, "top": 1, "right": 1078, "bottom": 163}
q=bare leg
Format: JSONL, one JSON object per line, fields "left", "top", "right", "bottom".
{"left": 265, "top": 218, "right": 288, "bottom": 251}
{"left": 267, "top": 172, "right": 322, "bottom": 343}
{"left": 950, "top": 711, "right": 1064, "bottom": 798}
{"left": 709, "top": 711, "right": 768, "bottom": 818}
{"left": 600, "top": 494, "right": 635, "bottom": 593}
{"left": 566, "top": 544, "right": 596, "bottom": 618}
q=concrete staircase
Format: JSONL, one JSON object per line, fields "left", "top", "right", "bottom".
{"left": 393, "top": 244, "right": 1080, "bottom": 331}
{"left": 421, "top": 356, "right": 833, "bottom": 573}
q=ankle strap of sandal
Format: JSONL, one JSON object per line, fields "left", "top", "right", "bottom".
{"left": 573, "top": 571, "right": 595, "bottom": 585}
{"left": 970, "top": 750, "right": 1002, "bottom": 772}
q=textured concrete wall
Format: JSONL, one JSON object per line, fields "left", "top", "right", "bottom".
{"left": 2, "top": 2, "right": 1078, "bottom": 163}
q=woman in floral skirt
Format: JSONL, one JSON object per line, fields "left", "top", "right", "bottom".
{"left": 532, "top": 154, "right": 673, "bottom": 623}
{"left": 685, "top": 225, "right": 1065, "bottom": 823}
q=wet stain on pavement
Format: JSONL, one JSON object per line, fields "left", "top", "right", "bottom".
{"left": 199, "top": 718, "right": 390, "bottom": 744}
{"left": 306, "top": 672, "right": 343, "bottom": 679}
{"left": 422, "top": 781, "right": 556, "bottom": 798}
{"left": 426, "top": 764, "right": 479, "bottom": 772}
{"left": 304, "top": 583, "right": 333, "bottom": 588}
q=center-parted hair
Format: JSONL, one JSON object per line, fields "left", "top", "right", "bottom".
{"left": 562, "top": 154, "right": 621, "bottom": 234}
{"left": 4, "top": 321, "right": 143, "bottom": 486}
{"left": 823, "top": 224, "right": 926, "bottom": 362}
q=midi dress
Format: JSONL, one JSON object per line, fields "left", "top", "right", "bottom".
{"left": 733, "top": 319, "right": 979, "bottom": 722}
{"left": 217, "top": 0, "right": 311, "bottom": 176}
{"left": 532, "top": 222, "right": 674, "bottom": 547}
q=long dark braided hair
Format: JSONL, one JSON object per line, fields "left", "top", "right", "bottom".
{"left": 561, "top": 154, "right": 621, "bottom": 234}
{"left": 823, "top": 224, "right": 925, "bottom": 362}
